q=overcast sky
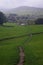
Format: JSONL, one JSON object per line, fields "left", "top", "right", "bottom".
{"left": 0, "top": 0, "right": 43, "bottom": 9}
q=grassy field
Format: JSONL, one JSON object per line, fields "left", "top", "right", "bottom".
{"left": 0, "top": 22, "right": 43, "bottom": 38}
{"left": 0, "top": 23, "right": 43, "bottom": 65}
{"left": 24, "top": 34, "right": 43, "bottom": 65}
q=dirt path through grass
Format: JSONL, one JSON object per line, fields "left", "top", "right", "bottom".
{"left": 17, "top": 46, "right": 25, "bottom": 65}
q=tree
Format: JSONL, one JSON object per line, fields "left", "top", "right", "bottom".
{"left": 0, "top": 11, "right": 7, "bottom": 25}
{"left": 35, "top": 18, "right": 43, "bottom": 24}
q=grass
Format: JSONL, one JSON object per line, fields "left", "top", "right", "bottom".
{"left": 0, "top": 23, "right": 43, "bottom": 38}
{"left": 24, "top": 34, "right": 43, "bottom": 65}
{"left": 0, "top": 23, "right": 43, "bottom": 65}
{"left": 0, "top": 36, "right": 29, "bottom": 65}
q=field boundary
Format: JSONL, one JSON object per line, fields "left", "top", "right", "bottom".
{"left": 0, "top": 32, "right": 43, "bottom": 41}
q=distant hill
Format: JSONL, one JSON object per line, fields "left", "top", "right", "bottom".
{"left": 0, "top": 6, "right": 43, "bottom": 17}
{"left": 3, "top": 6, "right": 43, "bottom": 16}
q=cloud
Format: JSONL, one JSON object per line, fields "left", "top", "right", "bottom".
{"left": 0, "top": 0, "right": 43, "bottom": 8}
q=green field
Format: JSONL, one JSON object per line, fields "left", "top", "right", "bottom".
{"left": 0, "top": 23, "right": 43, "bottom": 65}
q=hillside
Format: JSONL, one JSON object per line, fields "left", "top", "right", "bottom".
{"left": 3, "top": 6, "right": 43, "bottom": 16}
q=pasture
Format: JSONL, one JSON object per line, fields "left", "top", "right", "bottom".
{"left": 0, "top": 22, "right": 43, "bottom": 65}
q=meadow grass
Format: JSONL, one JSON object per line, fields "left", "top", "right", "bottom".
{"left": 0, "top": 23, "right": 43, "bottom": 65}
{"left": 0, "top": 23, "right": 43, "bottom": 38}
{"left": 24, "top": 34, "right": 43, "bottom": 65}
{"left": 0, "top": 36, "right": 29, "bottom": 65}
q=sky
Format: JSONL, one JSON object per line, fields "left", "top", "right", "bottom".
{"left": 0, "top": 0, "right": 43, "bottom": 9}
